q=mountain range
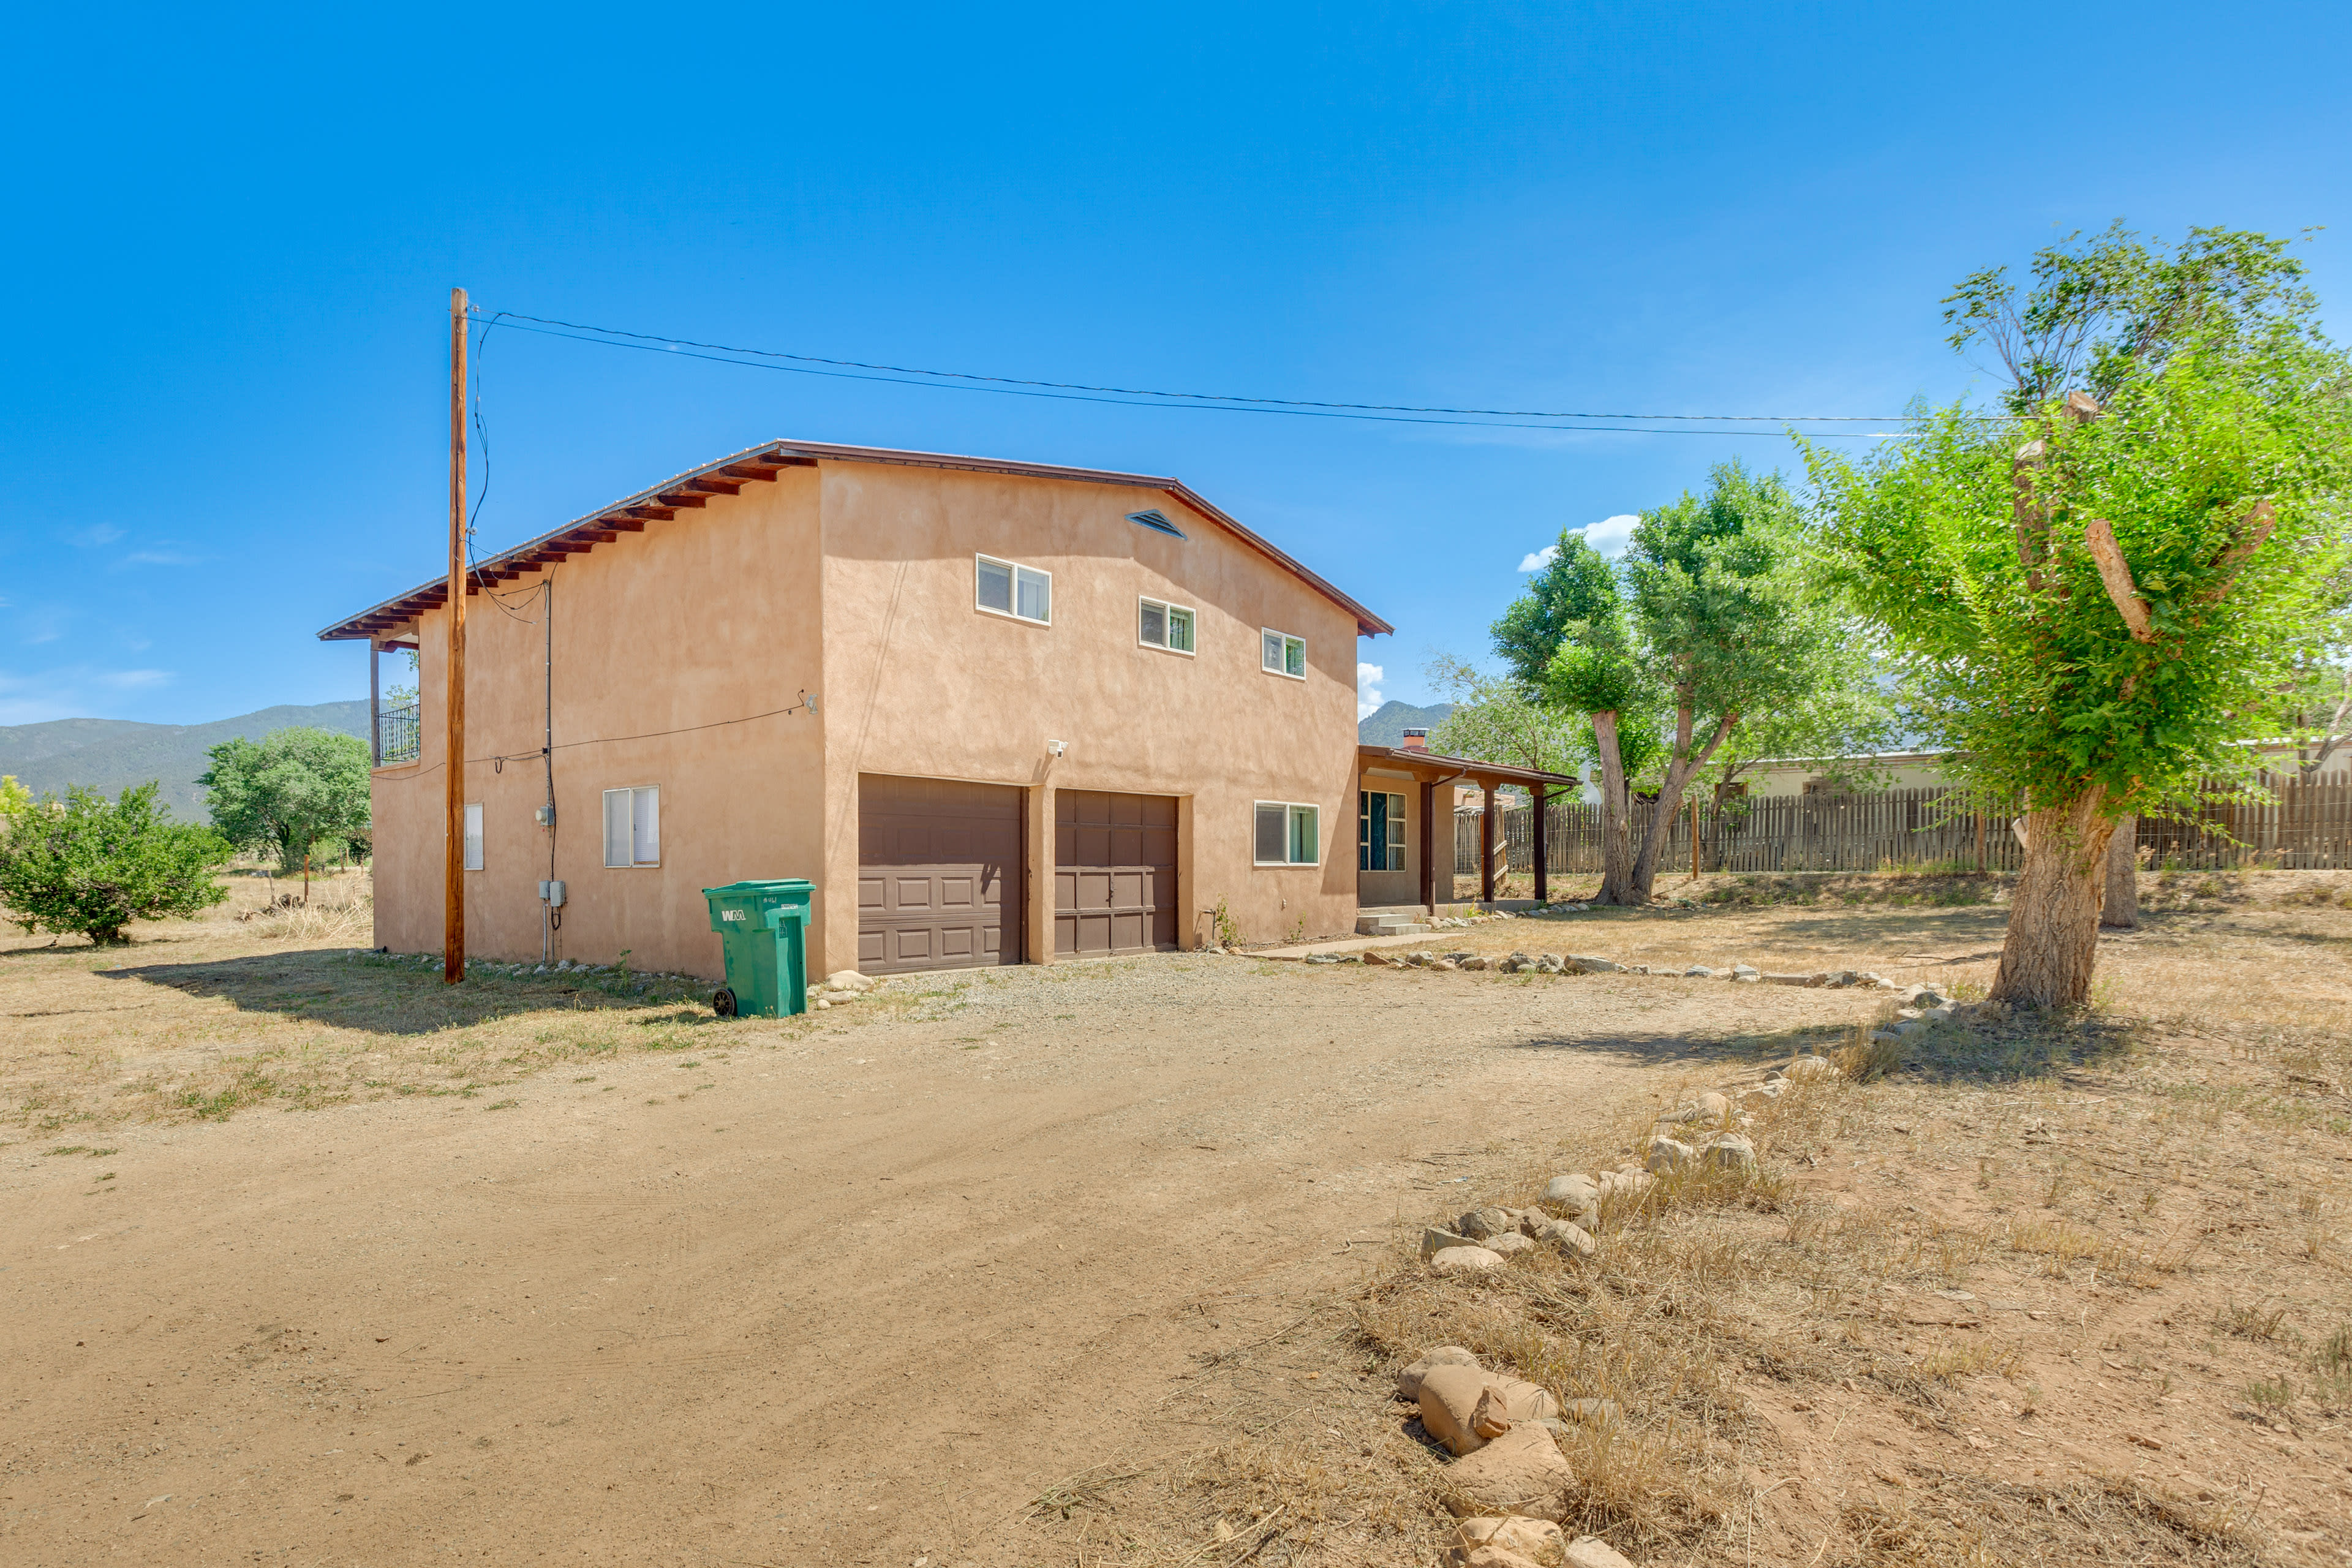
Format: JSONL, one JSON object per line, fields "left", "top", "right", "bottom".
{"left": 0, "top": 702, "right": 371, "bottom": 821}
{"left": 1357, "top": 699, "right": 1454, "bottom": 747}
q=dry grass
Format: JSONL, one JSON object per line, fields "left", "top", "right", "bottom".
{"left": 0, "top": 869, "right": 929, "bottom": 1134}
{"left": 1084, "top": 872, "right": 2352, "bottom": 1567}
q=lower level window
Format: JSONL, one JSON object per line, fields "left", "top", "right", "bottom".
{"left": 1358, "top": 790, "right": 1404, "bottom": 871}
{"left": 603, "top": 785, "right": 660, "bottom": 867}
{"left": 463, "top": 802, "right": 484, "bottom": 870}
{"left": 1254, "top": 801, "right": 1321, "bottom": 866}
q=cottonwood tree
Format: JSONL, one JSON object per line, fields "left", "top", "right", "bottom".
{"left": 199, "top": 726, "right": 372, "bottom": 898}
{"left": 1618, "top": 462, "right": 1831, "bottom": 899}
{"left": 1423, "top": 654, "right": 1587, "bottom": 776}
{"left": 1810, "top": 327, "right": 2350, "bottom": 1004}
{"left": 1495, "top": 532, "right": 1660, "bottom": 902}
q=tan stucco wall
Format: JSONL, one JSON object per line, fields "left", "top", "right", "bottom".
{"left": 814, "top": 463, "right": 1361, "bottom": 968}
{"left": 372, "top": 469, "right": 826, "bottom": 978}
{"left": 369, "top": 456, "right": 1369, "bottom": 978}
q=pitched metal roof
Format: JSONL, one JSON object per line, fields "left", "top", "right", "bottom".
{"left": 316, "top": 437, "right": 1393, "bottom": 641}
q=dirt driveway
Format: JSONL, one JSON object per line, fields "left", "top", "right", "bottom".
{"left": 1, "top": 916, "right": 1893, "bottom": 1567}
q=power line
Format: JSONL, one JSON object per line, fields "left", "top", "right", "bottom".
{"left": 473, "top": 307, "right": 1966, "bottom": 439}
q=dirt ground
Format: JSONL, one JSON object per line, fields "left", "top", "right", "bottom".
{"left": 3, "top": 872, "right": 2349, "bottom": 1566}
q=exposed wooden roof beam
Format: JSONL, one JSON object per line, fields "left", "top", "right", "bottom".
{"left": 570, "top": 529, "right": 619, "bottom": 544}
{"left": 680, "top": 478, "right": 742, "bottom": 497}
{"left": 654, "top": 491, "right": 709, "bottom": 508}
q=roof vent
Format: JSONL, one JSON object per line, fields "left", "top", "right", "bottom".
{"left": 1126, "top": 508, "right": 1186, "bottom": 539}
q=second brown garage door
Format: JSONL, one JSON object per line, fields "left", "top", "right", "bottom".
{"left": 1055, "top": 790, "right": 1178, "bottom": 957}
{"left": 859, "top": 774, "right": 1024, "bottom": 975}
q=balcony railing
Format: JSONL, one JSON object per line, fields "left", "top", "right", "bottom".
{"left": 375, "top": 702, "right": 420, "bottom": 767}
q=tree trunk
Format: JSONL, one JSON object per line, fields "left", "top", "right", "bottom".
{"left": 1591, "top": 711, "right": 1638, "bottom": 905}
{"left": 1991, "top": 786, "right": 2117, "bottom": 1008}
{"left": 1629, "top": 709, "right": 1737, "bottom": 900}
{"left": 2100, "top": 814, "right": 2139, "bottom": 930}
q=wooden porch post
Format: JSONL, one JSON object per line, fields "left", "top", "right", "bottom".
{"left": 1532, "top": 784, "right": 1549, "bottom": 903}
{"left": 368, "top": 639, "right": 381, "bottom": 769}
{"left": 1418, "top": 777, "right": 1436, "bottom": 911}
{"left": 1480, "top": 779, "right": 1496, "bottom": 904}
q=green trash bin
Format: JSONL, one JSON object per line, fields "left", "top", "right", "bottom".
{"left": 701, "top": 878, "right": 814, "bottom": 1018}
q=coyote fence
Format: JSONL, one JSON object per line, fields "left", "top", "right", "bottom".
{"left": 1457, "top": 777, "right": 2352, "bottom": 878}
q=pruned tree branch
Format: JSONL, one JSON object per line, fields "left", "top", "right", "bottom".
{"left": 2082, "top": 518, "right": 2157, "bottom": 644}
{"left": 2201, "top": 499, "right": 2278, "bottom": 604}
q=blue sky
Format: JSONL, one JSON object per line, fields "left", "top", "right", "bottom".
{"left": 4, "top": 2, "right": 2345, "bottom": 728}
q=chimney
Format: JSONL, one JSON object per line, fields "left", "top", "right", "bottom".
{"left": 1400, "top": 728, "right": 1428, "bottom": 753}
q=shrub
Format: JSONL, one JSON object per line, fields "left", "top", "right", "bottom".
{"left": 0, "top": 783, "right": 231, "bottom": 944}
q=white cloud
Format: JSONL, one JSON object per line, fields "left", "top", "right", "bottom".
{"left": 1357, "top": 661, "right": 1385, "bottom": 721}
{"left": 1518, "top": 514, "right": 1641, "bottom": 571}
{"left": 97, "top": 668, "right": 173, "bottom": 690}
{"left": 64, "top": 524, "right": 124, "bottom": 548}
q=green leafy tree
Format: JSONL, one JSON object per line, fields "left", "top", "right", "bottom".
{"left": 0, "top": 783, "right": 230, "bottom": 944}
{"left": 1499, "top": 530, "right": 1664, "bottom": 903}
{"left": 198, "top": 726, "right": 372, "bottom": 894}
{"left": 1423, "top": 654, "right": 1587, "bottom": 776}
{"left": 1618, "top": 461, "right": 1832, "bottom": 899}
{"left": 0, "top": 775, "right": 31, "bottom": 838}
{"left": 1809, "top": 310, "right": 2351, "bottom": 1003}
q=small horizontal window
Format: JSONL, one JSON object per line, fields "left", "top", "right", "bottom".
{"left": 603, "top": 785, "right": 660, "bottom": 868}
{"left": 1261, "top": 628, "right": 1306, "bottom": 679}
{"left": 1139, "top": 596, "right": 1196, "bottom": 654}
{"left": 1127, "top": 507, "right": 1187, "bottom": 539}
{"left": 976, "top": 554, "right": 1051, "bottom": 625}
{"left": 1254, "top": 801, "right": 1321, "bottom": 866}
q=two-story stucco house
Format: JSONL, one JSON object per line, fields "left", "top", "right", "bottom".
{"left": 320, "top": 438, "right": 1416, "bottom": 980}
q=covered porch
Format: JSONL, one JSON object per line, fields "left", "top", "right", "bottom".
{"left": 1354, "top": 744, "right": 1583, "bottom": 930}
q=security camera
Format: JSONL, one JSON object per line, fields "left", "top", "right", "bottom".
{"left": 1046, "top": 739, "right": 1068, "bottom": 758}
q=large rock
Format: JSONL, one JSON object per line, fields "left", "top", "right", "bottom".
{"left": 1487, "top": 1232, "right": 1537, "bottom": 1259}
{"left": 1565, "top": 1538, "right": 1638, "bottom": 1568}
{"left": 1645, "top": 1136, "right": 1695, "bottom": 1174}
{"left": 824, "top": 968, "right": 874, "bottom": 992}
{"left": 1598, "top": 1167, "right": 1654, "bottom": 1200}
{"left": 1422, "top": 1227, "right": 1477, "bottom": 1259}
{"left": 1533, "top": 1218, "right": 1597, "bottom": 1257}
{"left": 1784, "top": 1055, "right": 1840, "bottom": 1082}
{"left": 1731, "top": 963, "right": 1761, "bottom": 982}
{"left": 1762, "top": 971, "right": 1824, "bottom": 987}
{"left": 1544, "top": 1173, "right": 1600, "bottom": 1210}
{"left": 1395, "top": 1345, "right": 1480, "bottom": 1401}
{"left": 1431, "top": 1245, "right": 1506, "bottom": 1275}
{"left": 1419, "top": 1364, "right": 1511, "bottom": 1455}
{"left": 1457, "top": 1206, "right": 1517, "bottom": 1241}
{"left": 1682, "top": 964, "right": 1718, "bottom": 978}
{"left": 1457, "top": 1517, "right": 1566, "bottom": 1560}
{"left": 1700, "top": 1133, "right": 1757, "bottom": 1178}
{"left": 1695, "top": 1090, "right": 1732, "bottom": 1121}
{"left": 1566, "top": 954, "right": 1619, "bottom": 973}
{"left": 1445, "top": 1423, "right": 1575, "bottom": 1520}
{"left": 1451, "top": 1548, "right": 1544, "bottom": 1568}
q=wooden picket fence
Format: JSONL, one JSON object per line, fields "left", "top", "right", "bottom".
{"left": 1458, "top": 776, "right": 2352, "bottom": 877}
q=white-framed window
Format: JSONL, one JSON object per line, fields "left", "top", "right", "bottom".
{"left": 1253, "top": 801, "right": 1321, "bottom": 867}
{"left": 1261, "top": 628, "right": 1306, "bottom": 679}
{"left": 1138, "top": 596, "right": 1197, "bottom": 654}
{"left": 1358, "top": 790, "right": 1405, "bottom": 872}
{"left": 976, "top": 553, "right": 1052, "bottom": 625}
{"left": 462, "top": 802, "right": 484, "bottom": 871}
{"left": 603, "top": 785, "right": 660, "bottom": 868}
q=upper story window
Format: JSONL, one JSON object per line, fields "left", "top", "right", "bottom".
{"left": 603, "top": 785, "right": 660, "bottom": 868}
{"left": 976, "top": 554, "right": 1052, "bottom": 625}
{"left": 1139, "top": 597, "right": 1196, "bottom": 655}
{"left": 1261, "top": 628, "right": 1306, "bottom": 680}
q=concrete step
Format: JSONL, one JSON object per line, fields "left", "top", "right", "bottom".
{"left": 1355, "top": 916, "right": 1431, "bottom": 936}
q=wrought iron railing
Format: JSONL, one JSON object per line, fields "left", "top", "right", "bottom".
{"left": 375, "top": 702, "right": 420, "bottom": 766}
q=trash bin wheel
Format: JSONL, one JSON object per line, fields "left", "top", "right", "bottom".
{"left": 712, "top": 987, "right": 738, "bottom": 1018}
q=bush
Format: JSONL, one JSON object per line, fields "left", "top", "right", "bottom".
{"left": 0, "top": 783, "right": 232, "bottom": 944}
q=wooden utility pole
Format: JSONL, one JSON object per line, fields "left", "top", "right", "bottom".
{"left": 444, "top": 287, "right": 469, "bottom": 984}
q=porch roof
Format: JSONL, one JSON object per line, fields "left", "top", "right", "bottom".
{"left": 1355, "top": 744, "right": 1581, "bottom": 791}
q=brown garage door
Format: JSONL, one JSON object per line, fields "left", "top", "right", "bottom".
{"left": 1055, "top": 790, "right": 1178, "bottom": 957}
{"left": 859, "top": 774, "right": 1024, "bottom": 975}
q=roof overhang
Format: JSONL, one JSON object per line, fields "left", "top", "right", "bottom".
{"left": 317, "top": 438, "right": 1393, "bottom": 642}
{"left": 1357, "top": 744, "right": 1582, "bottom": 790}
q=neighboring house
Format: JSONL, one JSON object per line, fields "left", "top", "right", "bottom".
{"left": 320, "top": 438, "right": 1394, "bottom": 979}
